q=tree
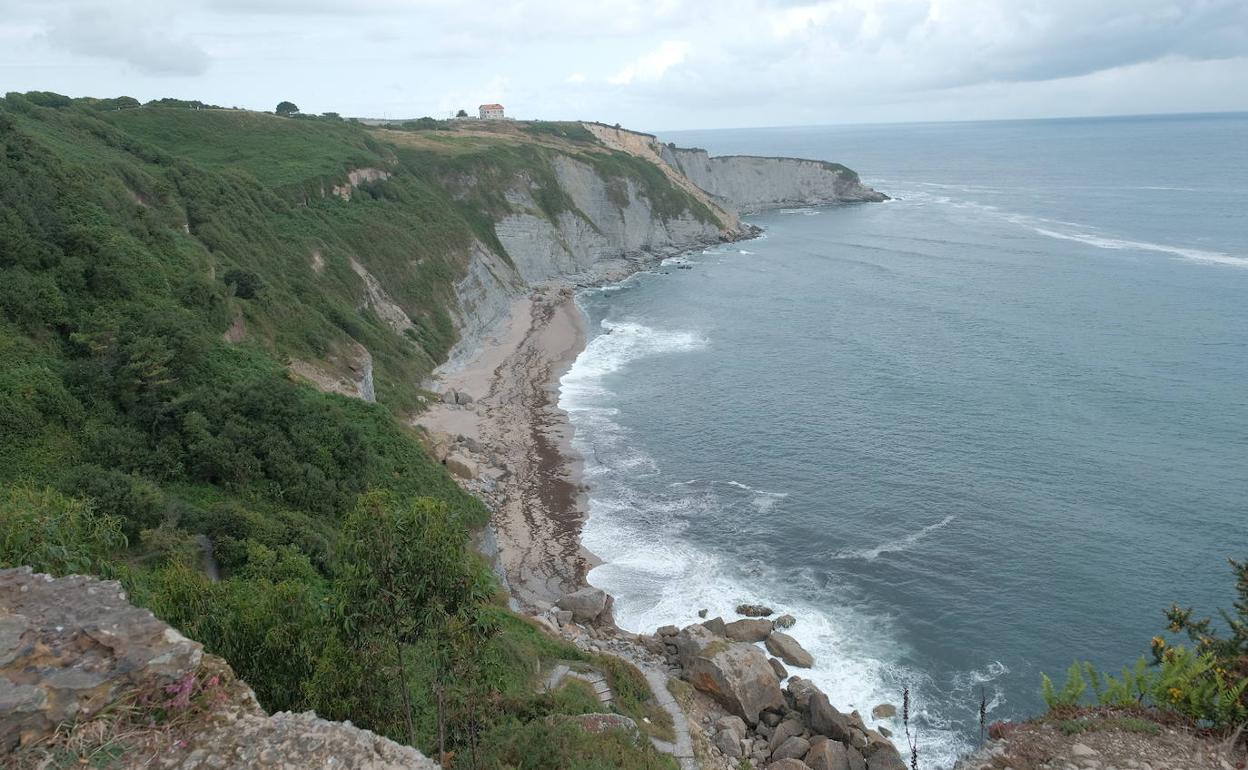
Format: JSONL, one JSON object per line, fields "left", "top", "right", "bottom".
{"left": 275, "top": 101, "right": 299, "bottom": 116}
{"left": 333, "top": 491, "right": 495, "bottom": 748}
{"left": 455, "top": 109, "right": 468, "bottom": 118}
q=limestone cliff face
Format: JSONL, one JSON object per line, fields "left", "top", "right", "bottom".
{"left": 661, "top": 147, "right": 887, "bottom": 212}
{"left": 587, "top": 123, "right": 886, "bottom": 213}
{"left": 436, "top": 123, "right": 883, "bottom": 367}
{"left": 494, "top": 154, "right": 730, "bottom": 284}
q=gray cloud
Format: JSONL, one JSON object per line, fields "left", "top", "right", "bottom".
{"left": 1, "top": 0, "right": 1246, "bottom": 126}
{"left": 42, "top": 3, "right": 210, "bottom": 76}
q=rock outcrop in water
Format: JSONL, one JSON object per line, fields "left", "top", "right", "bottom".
{"left": 1, "top": 567, "right": 438, "bottom": 768}
{"left": 653, "top": 621, "right": 907, "bottom": 770}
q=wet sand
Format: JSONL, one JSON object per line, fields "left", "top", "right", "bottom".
{"left": 417, "top": 284, "right": 595, "bottom": 611}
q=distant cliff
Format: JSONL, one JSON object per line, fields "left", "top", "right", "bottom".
{"left": 586, "top": 123, "right": 887, "bottom": 214}
{"left": 662, "top": 148, "right": 888, "bottom": 212}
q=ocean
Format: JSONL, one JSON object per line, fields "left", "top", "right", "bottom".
{"left": 559, "top": 113, "right": 1248, "bottom": 767}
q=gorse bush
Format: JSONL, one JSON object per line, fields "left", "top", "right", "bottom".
{"left": 1041, "top": 560, "right": 1248, "bottom": 732}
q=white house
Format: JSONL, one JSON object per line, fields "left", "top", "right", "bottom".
{"left": 478, "top": 103, "right": 505, "bottom": 120}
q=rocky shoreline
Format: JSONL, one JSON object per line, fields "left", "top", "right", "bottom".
{"left": 419, "top": 233, "right": 916, "bottom": 770}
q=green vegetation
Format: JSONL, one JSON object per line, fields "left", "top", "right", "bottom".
{"left": 0, "top": 92, "right": 703, "bottom": 768}
{"left": 1040, "top": 560, "right": 1248, "bottom": 732}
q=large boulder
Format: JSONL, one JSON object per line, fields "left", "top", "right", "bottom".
{"left": 766, "top": 631, "right": 814, "bottom": 668}
{"left": 553, "top": 712, "right": 638, "bottom": 735}
{"left": 724, "top": 617, "right": 773, "bottom": 642}
{"left": 445, "top": 453, "right": 479, "bottom": 480}
{"left": 847, "top": 746, "right": 868, "bottom": 770}
{"left": 787, "top": 676, "right": 820, "bottom": 710}
{"left": 712, "top": 729, "right": 744, "bottom": 758}
{"left": 736, "top": 603, "right": 773, "bottom": 617}
{"left": 774, "top": 736, "right": 812, "bottom": 761}
{"left": 809, "top": 692, "right": 854, "bottom": 744}
{"left": 871, "top": 703, "right": 897, "bottom": 719}
{"left": 556, "top": 586, "right": 614, "bottom": 626}
{"left": 769, "top": 759, "right": 812, "bottom": 770}
{"left": 702, "top": 616, "right": 727, "bottom": 636}
{"left": 768, "top": 716, "right": 805, "bottom": 752}
{"left": 675, "top": 625, "right": 785, "bottom": 725}
{"left": 865, "top": 747, "right": 907, "bottom": 770}
{"left": 0, "top": 567, "right": 203, "bottom": 751}
{"left": 805, "top": 736, "right": 851, "bottom": 770}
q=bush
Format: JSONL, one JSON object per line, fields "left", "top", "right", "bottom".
{"left": 0, "top": 486, "right": 127, "bottom": 575}
{"left": 1041, "top": 561, "right": 1248, "bottom": 732}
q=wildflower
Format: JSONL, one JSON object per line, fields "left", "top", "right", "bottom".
{"left": 1151, "top": 636, "right": 1166, "bottom": 649}
{"left": 1168, "top": 687, "right": 1183, "bottom": 703}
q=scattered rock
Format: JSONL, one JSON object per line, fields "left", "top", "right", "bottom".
{"left": 717, "top": 715, "right": 748, "bottom": 739}
{"left": 766, "top": 631, "right": 815, "bottom": 668}
{"left": 555, "top": 586, "right": 614, "bottom": 626}
{"left": 769, "top": 716, "right": 805, "bottom": 752}
{"left": 769, "top": 657, "right": 789, "bottom": 681}
{"left": 698, "top": 608, "right": 708, "bottom": 618}
{"left": 805, "top": 737, "right": 852, "bottom": 770}
{"left": 712, "top": 728, "right": 744, "bottom": 757}
{"left": 1072, "top": 743, "right": 1098, "bottom": 757}
{"left": 455, "top": 390, "right": 474, "bottom": 406}
{"left": 441, "top": 389, "right": 458, "bottom": 404}
{"left": 553, "top": 712, "right": 638, "bottom": 735}
{"left": 775, "top": 735, "right": 813, "bottom": 761}
{"left": 674, "top": 625, "right": 785, "bottom": 725}
{"left": 702, "top": 616, "right": 727, "bottom": 636}
{"left": 736, "top": 603, "right": 774, "bottom": 617}
{"left": 445, "top": 453, "right": 479, "bottom": 480}
{"left": 657, "top": 625, "right": 680, "bottom": 637}
{"left": 871, "top": 703, "right": 897, "bottom": 720}
{"left": 809, "top": 692, "right": 854, "bottom": 744}
{"left": 769, "top": 759, "right": 813, "bottom": 770}
{"left": 787, "top": 677, "right": 820, "bottom": 710}
{"left": 774, "top": 613, "right": 797, "bottom": 629}
{"left": 724, "top": 617, "right": 773, "bottom": 642}
{"left": 865, "top": 747, "right": 907, "bottom": 770}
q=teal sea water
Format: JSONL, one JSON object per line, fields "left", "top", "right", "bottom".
{"left": 560, "top": 114, "right": 1248, "bottom": 767}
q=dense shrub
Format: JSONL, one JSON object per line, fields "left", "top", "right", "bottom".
{"left": 1042, "top": 560, "right": 1248, "bottom": 731}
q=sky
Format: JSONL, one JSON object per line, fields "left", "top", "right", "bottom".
{"left": 2, "top": 0, "right": 1247, "bottom": 130}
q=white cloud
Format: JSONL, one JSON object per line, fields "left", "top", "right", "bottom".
{"left": 608, "top": 40, "right": 690, "bottom": 85}
{"left": 566, "top": 73, "right": 587, "bottom": 84}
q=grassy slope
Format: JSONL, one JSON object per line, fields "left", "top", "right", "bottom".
{"left": 0, "top": 96, "right": 702, "bottom": 768}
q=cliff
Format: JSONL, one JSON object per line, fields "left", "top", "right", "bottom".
{"left": 1, "top": 567, "right": 438, "bottom": 768}
{"left": 586, "top": 123, "right": 887, "bottom": 214}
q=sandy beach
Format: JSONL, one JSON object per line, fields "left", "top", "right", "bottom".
{"left": 417, "top": 283, "right": 597, "bottom": 611}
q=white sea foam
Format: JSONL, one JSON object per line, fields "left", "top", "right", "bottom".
{"left": 778, "top": 207, "right": 821, "bottom": 215}
{"left": 836, "top": 515, "right": 957, "bottom": 561}
{"left": 560, "top": 299, "right": 985, "bottom": 768}
{"left": 560, "top": 320, "right": 706, "bottom": 412}
{"left": 1025, "top": 225, "right": 1248, "bottom": 268}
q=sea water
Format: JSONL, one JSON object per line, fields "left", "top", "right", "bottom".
{"left": 560, "top": 113, "right": 1248, "bottom": 767}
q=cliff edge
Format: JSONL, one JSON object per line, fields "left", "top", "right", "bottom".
{"left": 0, "top": 567, "right": 438, "bottom": 769}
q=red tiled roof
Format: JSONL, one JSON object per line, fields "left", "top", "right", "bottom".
{"left": 479, "top": 104, "right": 504, "bottom": 110}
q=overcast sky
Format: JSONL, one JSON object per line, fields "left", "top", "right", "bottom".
{"left": 2, "top": 0, "right": 1247, "bottom": 130}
